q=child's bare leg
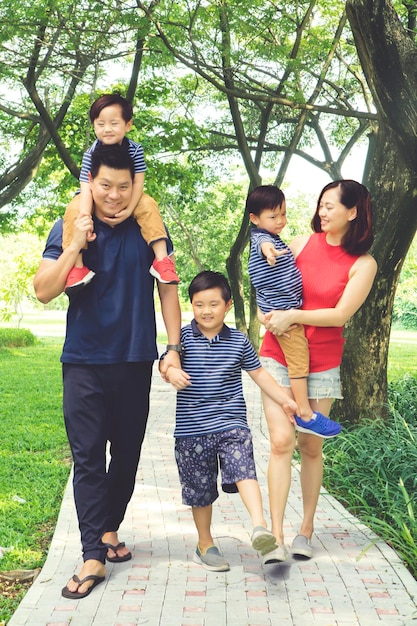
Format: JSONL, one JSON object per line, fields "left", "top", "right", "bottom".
{"left": 63, "top": 195, "right": 96, "bottom": 295}
{"left": 236, "top": 479, "right": 267, "bottom": 528}
{"left": 191, "top": 504, "right": 230, "bottom": 571}
{"left": 237, "top": 479, "right": 278, "bottom": 555}
{"left": 291, "top": 378, "right": 342, "bottom": 439}
{"left": 151, "top": 239, "right": 169, "bottom": 261}
{"left": 62, "top": 191, "right": 96, "bottom": 293}
{"left": 73, "top": 252, "right": 84, "bottom": 268}
{"left": 63, "top": 196, "right": 82, "bottom": 250}
{"left": 192, "top": 505, "right": 214, "bottom": 553}
{"left": 289, "top": 377, "right": 314, "bottom": 420}
{"left": 133, "top": 194, "right": 179, "bottom": 283}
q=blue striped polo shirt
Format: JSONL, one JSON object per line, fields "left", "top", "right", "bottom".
{"left": 174, "top": 320, "right": 261, "bottom": 438}
{"left": 79, "top": 137, "right": 146, "bottom": 183}
{"left": 248, "top": 227, "right": 303, "bottom": 314}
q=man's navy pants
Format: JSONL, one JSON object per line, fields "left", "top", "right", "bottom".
{"left": 63, "top": 361, "right": 152, "bottom": 562}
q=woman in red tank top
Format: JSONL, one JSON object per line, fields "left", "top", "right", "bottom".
{"left": 259, "top": 180, "right": 377, "bottom": 561}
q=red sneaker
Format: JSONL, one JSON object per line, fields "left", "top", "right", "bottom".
{"left": 64, "top": 266, "right": 96, "bottom": 296}
{"left": 149, "top": 257, "right": 180, "bottom": 284}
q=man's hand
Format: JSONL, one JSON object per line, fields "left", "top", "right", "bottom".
{"left": 86, "top": 230, "right": 97, "bottom": 243}
{"left": 159, "top": 350, "right": 181, "bottom": 381}
{"left": 73, "top": 213, "right": 95, "bottom": 250}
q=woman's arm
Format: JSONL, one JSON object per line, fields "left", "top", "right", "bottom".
{"left": 264, "top": 253, "right": 377, "bottom": 335}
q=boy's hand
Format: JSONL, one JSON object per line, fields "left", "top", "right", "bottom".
{"left": 282, "top": 399, "right": 298, "bottom": 425}
{"left": 266, "top": 248, "right": 288, "bottom": 267}
{"left": 165, "top": 367, "right": 191, "bottom": 390}
{"left": 103, "top": 204, "right": 136, "bottom": 226}
{"left": 261, "top": 241, "right": 289, "bottom": 266}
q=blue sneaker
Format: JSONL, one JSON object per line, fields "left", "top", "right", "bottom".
{"left": 295, "top": 412, "right": 341, "bottom": 438}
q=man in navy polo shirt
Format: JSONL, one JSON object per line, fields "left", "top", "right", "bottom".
{"left": 34, "top": 144, "right": 181, "bottom": 599}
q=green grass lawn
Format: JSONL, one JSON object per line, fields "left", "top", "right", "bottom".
{"left": 0, "top": 338, "right": 70, "bottom": 622}
{"left": 0, "top": 340, "right": 71, "bottom": 549}
{"left": 388, "top": 329, "right": 417, "bottom": 381}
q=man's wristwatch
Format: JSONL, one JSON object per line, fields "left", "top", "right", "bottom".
{"left": 160, "top": 343, "right": 183, "bottom": 362}
{"left": 166, "top": 344, "right": 183, "bottom": 353}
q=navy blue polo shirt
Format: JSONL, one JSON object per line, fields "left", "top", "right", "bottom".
{"left": 174, "top": 320, "right": 261, "bottom": 438}
{"left": 43, "top": 216, "right": 172, "bottom": 364}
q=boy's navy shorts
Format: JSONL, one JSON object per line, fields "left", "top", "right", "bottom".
{"left": 174, "top": 427, "right": 257, "bottom": 507}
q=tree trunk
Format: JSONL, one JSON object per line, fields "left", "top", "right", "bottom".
{"left": 226, "top": 216, "right": 250, "bottom": 334}
{"left": 334, "top": 0, "right": 417, "bottom": 422}
{"left": 334, "top": 125, "right": 417, "bottom": 421}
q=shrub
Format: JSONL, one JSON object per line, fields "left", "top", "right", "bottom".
{"left": 323, "top": 375, "right": 417, "bottom": 579}
{"left": 0, "top": 328, "right": 37, "bottom": 348}
{"left": 388, "top": 374, "right": 417, "bottom": 422}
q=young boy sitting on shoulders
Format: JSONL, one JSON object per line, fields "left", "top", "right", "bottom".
{"left": 160, "top": 270, "right": 298, "bottom": 570}
{"left": 63, "top": 93, "right": 179, "bottom": 295}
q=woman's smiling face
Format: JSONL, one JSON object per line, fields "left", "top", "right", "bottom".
{"left": 318, "top": 186, "right": 357, "bottom": 237}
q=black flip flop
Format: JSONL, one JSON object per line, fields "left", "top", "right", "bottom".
{"left": 103, "top": 541, "right": 132, "bottom": 563}
{"left": 62, "top": 573, "right": 105, "bottom": 599}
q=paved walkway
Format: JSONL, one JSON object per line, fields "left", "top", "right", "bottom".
{"left": 9, "top": 364, "right": 417, "bottom": 626}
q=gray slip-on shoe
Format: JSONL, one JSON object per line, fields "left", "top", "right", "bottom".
{"left": 262, "top": 543, "right": 289, "bottom": 564}
{"left": 193, "top": 545, "right": 230, "bottom": 571}
{"left": 251, "top": 526, "right": 278, "bottom": 554}
{"left": 291, "top": 534, "right": 313, "bottom": 559}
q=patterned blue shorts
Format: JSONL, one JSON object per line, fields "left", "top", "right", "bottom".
{"left": 175, "top": 428, "right": 257, "bottom": 507}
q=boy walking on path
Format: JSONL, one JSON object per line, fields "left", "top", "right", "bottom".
{"left": 161, "top": 271, "right": 299, "bottom": 570}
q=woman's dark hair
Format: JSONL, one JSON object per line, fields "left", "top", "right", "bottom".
{"left": 245, "top": 185, "right": 285, "bottom": 216}
{"left": 89, "top": 93, "right": 133, "bottom": 123}
{"left": 188, "top": 271, "right": 232, "bottom": 303}
{"left": 311, "top": 179, "right": 374, "bottom": 255}
{"left": 90, "top": 144, "right": 135, "bottom": 180}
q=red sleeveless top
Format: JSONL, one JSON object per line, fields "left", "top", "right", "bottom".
{"left": 260, "top": 233, "right": 360, "bottom": 372}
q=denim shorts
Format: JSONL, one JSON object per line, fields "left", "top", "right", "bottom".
{"left": 174, "top": 428, "right": 257, "bottom": 507}
{"left": 260, "top": 357, "right": 343, "bottom": 401}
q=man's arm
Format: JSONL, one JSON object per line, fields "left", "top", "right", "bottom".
{"left": 157, "top": 275, "right": 182, "bottom": 375}
{"left": 33, "top": 212, "right": 94, "bottom": 304}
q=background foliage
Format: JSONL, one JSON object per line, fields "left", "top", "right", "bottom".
{"left": 0, "top": 0, "right": 417, "bottom": 420}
